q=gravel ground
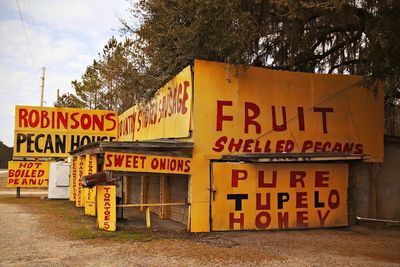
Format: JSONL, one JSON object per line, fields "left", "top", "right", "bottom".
{"left": 0, "top": 203, "right": 399, "bottom": 266}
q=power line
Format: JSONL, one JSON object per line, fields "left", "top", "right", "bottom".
{"left": 15, "top": 0, "right": 37, "bottom": 69}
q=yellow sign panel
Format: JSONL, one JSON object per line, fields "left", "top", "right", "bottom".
{"left": 193, "top": 60, "right": 384, "bottom": 162}
{"left": 84, "top": 154, "right": 97, "bottom": 216}
{"left": 75, "top": 156, "right": 85, "bottom": 208}
{"left": 85, "top": 187, "right": 97, "bottom": 216}
{"left": 117, "top": 106, "right": 137, "bottom": 141}
{"left": 7, "top": 161, "right": 49, "bottom": 188}
{"left": 97, "top": 185, "right": 116, "bottom": 231}
{"left": 117, "top": 66, "right": 192, "bottom": 141}
{"left": 211, "top": 162, "right": 348, "bottom": 231}
{"left": 69, "top": 157, "right": 77, "bottom": 201}
{"left": 14, "top": 106, "right": 118, "bottom": 157}
{"left": 103, "top": 152, "right": 191, "bottom": 175}
{"left": 82, "top": 187, "right": 88, "bottom": 207}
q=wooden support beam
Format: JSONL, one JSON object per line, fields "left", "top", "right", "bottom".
{"left": 123, "top": 175, "right": 129, "bottom": 204}
{"left": 117, "top": 203, "right": 187, "bottom": 208}
{"left": 140, "top": 175, "right": 148, "bottom": 211}
{"left": 159, "top": 175, "right": 169, "bottom": 219}
{"left": 146, "top": 207, "right": 151, "bottom": 230}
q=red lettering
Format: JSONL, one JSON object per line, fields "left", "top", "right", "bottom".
{"left": 258, "top": 170, "right": 277, "bottom": 188}
{"left": 313, "top": 107, "right": 333, "bottom": 134}
{"left": 40, "top": 111, "right": 50, "bottom": 128}
{"left": 228, "top": 138, "right": 243, "bottom": 152}
{"left": 290, "top": 171, "right": 306, "bottom": 188}
{"left": 244, "top": 102, "right": 261, "bottom": 134}
{"left": 229, "top": 212, "right": 244, "bottom": 230}
{"left": 298, "top": 107, "right": 305, "bottom": 131}
{"left": 301, "top": 140, "right": 313, "bottom": 152}
{"left": 278, "top": 212, "right": 289, "bottom": 229}
{"left": 231, "top": 169, "right": 247, "bottom": 187}
{"left": 256, "top": 193, "right": 270, "bottom": 210}
{"left": 272, "top": 106, "right": 287, "bottom": 131}
{"left": 216, "top": 101, "right": 233, "bottom": 131}
{"left": 317, "top": 210, "right": 331, "bottom": 226}
{"left": 105, "top": 154, "right": 113, "bottom": 167}
{"left": 315, "top": 171, "right": 329, "bottom": 187}
{"left": 296, "top": 211, "right": 309, "bottom": 228}
{"left": 255, "top": 212, "right": 271, "bottom": 229}
{"left": 296, "top": 192, "right": 308, "bottom": 208}
{"left": 181, "top": 81, "right": 190, "bottom": 114}
{"left": 212, "top": 136, "right": 227, "bottom": 152}
{"left": 18, "top": 108, "right": 29, "bottom": 127}
{"left": 328, "top": 190, "right": 340, "bottom": 209}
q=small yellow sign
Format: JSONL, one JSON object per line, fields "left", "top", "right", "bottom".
{"left": 75, "top": 156, "right": 85, "bottom": 208}
{"left": 85, "top": 187, "right": 97, "bottom": 216}
{"left": 69, "top": 157, "right": 77, "bottom": 201}
{"left": 103, "top": 152, "right": 191, "bottom": 174}
{"left": 84, "top": 154, "right": 97, "bottom": 216}
{"left": 97, "top": 185, "right": 116, "bottom": 231}
{"left": 7, "top": 161, "right": 49, "bottom": 188}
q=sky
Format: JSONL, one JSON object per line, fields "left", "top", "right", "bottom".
{"left": 0, "top": 0, "right": 132, "bottom": 147}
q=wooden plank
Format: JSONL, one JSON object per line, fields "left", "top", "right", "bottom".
{"left": 159, "top": 175, "right": 168, "bottom": 219}
{"left": 116, "top": 203, "right": 187, "bottom": 208}
{"left": 132, "top": 175, "right": 141, "bottom": 204}
{"left": 140, "top": 175, "right": 148, "bottom": 211}
{"left": 146, "top": 207, "right": 151, "bottom": 229}
{"left": 123, "top": 175, "right": 128, "bottom": 204}
{"left": 168, "top": 175, "right": 189, "bottom": 224}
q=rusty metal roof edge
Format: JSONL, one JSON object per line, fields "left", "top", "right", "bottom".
{"left": 69, "top": 140, "right": 194, "bottom": 155}
{"left": 220, "top": 152, "right": 366, "bottom": 162}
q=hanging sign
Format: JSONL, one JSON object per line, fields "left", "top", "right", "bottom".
{"left": 103, "top": 152, "right": 191, "bottom": 174}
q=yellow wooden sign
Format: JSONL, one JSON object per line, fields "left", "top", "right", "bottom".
{"left": 97, "top": 185, "right": 116, "bottom": 231}
{"left": 14, "top": 106, "right": 118, "bottom": 157}
{"left": 85, "top": 187, "right": 97, "bottom": 216}
{"left": 75, "top": 156, "right": 85, "bottom": 208}
{"left": 117, "top": 65, "right": 192, "bottom": 141}
{"left": 117, "top": 106, "right": 137, "bottom": 141}
{"left": 193, "top": 60, "right": 384, "bottom": 162}
{"left": 84, "top": 154, "right": 97, "bottom": 216}
{"left": 69, "top": 157, "right": 77, "bottom": 201}
{"left": 103, "top": 152, "right": 191, "bottom": 174}
{"left": 7, "top": 161, "right": 49, "bottom": 188}
{"left": 212, "top": 162, "right": 348, "bottom": 231}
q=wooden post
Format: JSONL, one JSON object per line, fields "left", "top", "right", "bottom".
{"left": 146, "top": 207, "right": 151, "bottom": 229}
{"left": 16, "top": 187, "right": 21, "bottom": 198}
{"left": 123, "top": 175, "right": 129, "bottom": 204}
{"left": 369, "top": 163, "right": 379, "bottom": 218}
{"left": 159, "top": 175, "right": 168, "bottom": 219}
{"left": 140, "top": 175, "right": 148, "bottom": 211}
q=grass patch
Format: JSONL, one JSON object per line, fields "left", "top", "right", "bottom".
{"left": 0, "top": 195, "right": 147, "bottom": 243}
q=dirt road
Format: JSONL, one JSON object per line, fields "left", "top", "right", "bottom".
{"left": 0, "top": 203, "right": 399, "bottom": 266}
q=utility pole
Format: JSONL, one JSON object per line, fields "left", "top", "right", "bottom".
{"left": 40, "top": 67, "right": 45, "bottom": 106}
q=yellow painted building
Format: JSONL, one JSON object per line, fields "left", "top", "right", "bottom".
{"left": 70, "top": 60, "right": 383, "bottom": 232}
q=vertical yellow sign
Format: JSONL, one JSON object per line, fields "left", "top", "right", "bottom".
{"left": 84, "top": 154, "right": 97, "bottom": 216}
{"left": 85, "top": 187, "right": 97, "bottom": 216}
{"left": 69, "top": 157, "right": 77, "bottom": 201}
{"left": 97, "top": 185, "right": 116, "bottom": 231}
{"left": 75, "top": 156, "right": 85, "bottom": 207}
